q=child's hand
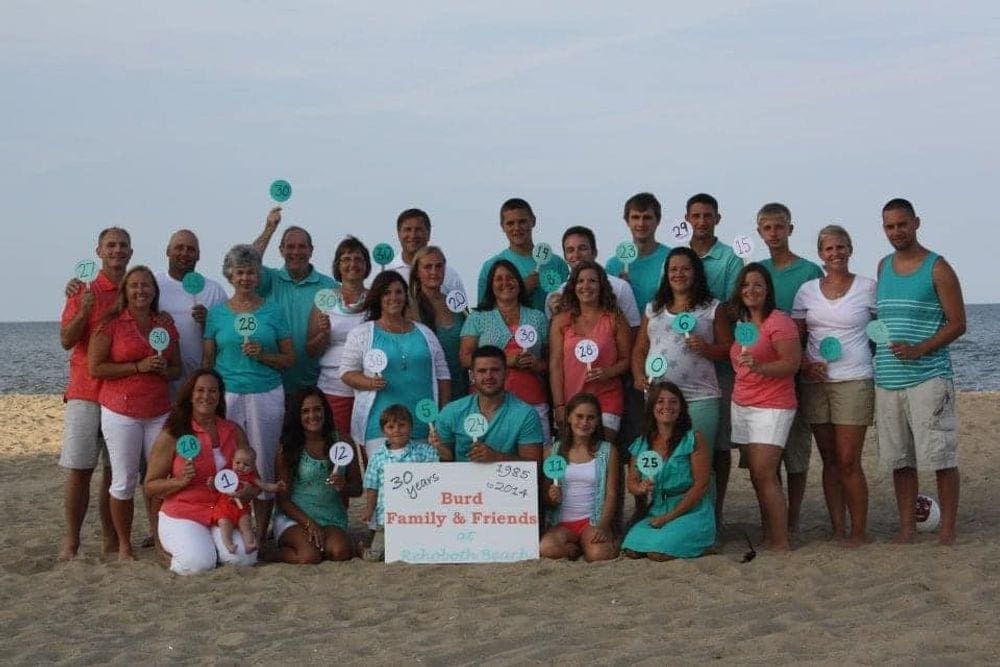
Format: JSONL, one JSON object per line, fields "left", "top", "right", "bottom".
{"left": 547, "top": 484, "right": 562, "bottom": 504}
{"left": 361, "top": 507, "right": 373, "bottom": 524}
{"left": 274, "top": 480, "right": 287, "bottom": 492}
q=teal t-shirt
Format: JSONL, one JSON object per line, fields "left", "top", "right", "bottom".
{"left": 605, "top": 242, "right": 670, "bottom": 312}
{"left": 365, "top": 327, "right": 434, "bottom": 440}
{"left": 204, "top": 301, "right": 290, "bottom": 394}
{"left": 477, "top": 248, "right": 569, "bottom": 312}
{"left": 699, "top": 239, "right": 744, "bottom": 303}
{"left": 436, "top": 392, "right": 544, "bottom": 462}
{"left": 759, "top": 257, "right": 824, "bottom": 314}
{"left": 258, "top": 265, "right": 336, "bottom": 393}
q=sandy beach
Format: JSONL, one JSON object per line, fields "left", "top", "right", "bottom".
{"left": 2, "top": 393, "right": 999, "bottom": 664}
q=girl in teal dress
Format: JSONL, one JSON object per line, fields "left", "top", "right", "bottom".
{"left": 273, "top": 388, "right": 362, "bottom": 563}
{"left": 623, "top": 381, "right": 715, "bottom": 559}
{"left": 409, "top": 246, "right": 469, "bottom": 398}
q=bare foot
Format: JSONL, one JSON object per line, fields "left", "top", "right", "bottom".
{"left": 118, "top": 548, "right": 136, "bottom": 562}
{"left": 245, "top": 537, "right": 259, "bottom": 554}
{"left": 102, "top": 532, "right": 120, "bottom": 557}
{"left": 838, "top": 534, "right": 871, "bottom": 549}
{"left": 762, "top": 540, "right": 791, "bottom": 552}
{"left": 223, "top": 541, "right": 237, "bottom": 554}
{"left": 58, "top": 537, "right": 79, "bottom": 561}
{"left": 937, "top": 530, "right": 956, "bottom": 546}
{"left": 891, "top": 531, "right": 915, "bottom": 545}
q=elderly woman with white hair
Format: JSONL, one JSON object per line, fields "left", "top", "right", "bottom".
{"left": 203, "top": 244, "right": 294, "bottom": 543}
{"left": 791, "top": 225, "right": 876, "bottom": 547}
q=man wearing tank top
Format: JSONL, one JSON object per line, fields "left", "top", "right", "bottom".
{"left": 875, "top": 198, "right": 966, "bottom": 545}
{"left": 756, "top": 202, "right": 824, "bottom": 535}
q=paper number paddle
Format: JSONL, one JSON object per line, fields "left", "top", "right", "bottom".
{"left": 636, "top": 450, "right": 663, "bottom": 480}
{"left": 233, "top": 313, "right": 258, "bottom": 343}
{"left": 175, "top": 434, "right": 201, "bottom": 461}
{"left": 866, "top": 320, "right": 890, "bottom": 345}
{"left": 148, "top": 327, "right": 170, "bottom": 356}
{"left": 532, "top": 243, "right": 553, "bottom": 267}
{"left": 615, "top": 241, "right": 638, "bottom": 268}
{"left": 645, "top": 353, "right": 667, "bottom": 379}
{"left": 540, "top": 270, "right": 562, "bottom": 293}
{"left": 314, "top": 288, "right": 340, "bottom": 312}
{"left": 445, "top": 290, "right": 468, "bottom": 313}
{"left": 670, "top": 221, "right": 692, "bottom": 243}
{"left": 269, "top": 179, "right": 292, "bottom": 203}
{"left": 819, "top": 336, "right": 843, "bottom": 362}
{"left": 214, "top": 469, "right": 239, "bottom": 494}
{"left": 732, "top": 235, "right": 754, "bottom": 259}
{"left": 574, "top": 339, "right": 599, "bottom": 368}
{"left": 463, "top": 413, "right": 488, "bottom": 441}
{"left": 542, "top": 455, "right": 568, "bottom": 487}
{"left": 328, "top": 441, "right": 355, "bottom": 472}
{"left": 74, "top": 259, "right": 98, "bottom": 284}
{"left": 735, "top": 322, "right": 759, "bottom": 349}
{"left": 182, "top": 272, "right": 205, "bottom": 297}
{"left": 372, "top": 243, "right": 395, "bottom": 268}
{"left": 363, "top": 348, "right": 389, "bottom": 375}
{"left": 514, "top": 324, "right": 538, "bottom": 350}
{"left": 415, "top": 398, "right": 438, "bottom": 424}
{"left": 672, "top": 312, "right": 697, "bottom": 338}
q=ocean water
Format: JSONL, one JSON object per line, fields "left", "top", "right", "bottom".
{"left": 3, "top": 304, "right": 1000, "bottom": 393}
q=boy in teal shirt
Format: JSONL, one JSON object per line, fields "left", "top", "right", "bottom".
{"left": 604, "top": 192, "right": 670, "bottom": 311}
{"left": 756, "top": 201, "right": 824, "bottom": 534}
{"left": 477, "top": 198, "right": 569, "bottom": 312}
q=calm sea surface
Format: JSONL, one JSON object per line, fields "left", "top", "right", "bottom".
{"left": 3, "top": 304, "right": 1000, "bottom": 393}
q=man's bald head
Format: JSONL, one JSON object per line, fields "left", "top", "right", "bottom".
{"left": 166, "top": 229, "right": 201, "bottom": 279}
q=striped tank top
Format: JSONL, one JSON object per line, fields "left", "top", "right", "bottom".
{"left": 874, "top": 252, "right": 952, "bottom": 389}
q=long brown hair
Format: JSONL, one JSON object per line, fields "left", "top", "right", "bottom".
{"left": 558, "top": 260, "right": 618, "bottom": 318}
{"left": 164, "top": 369, "right": 226, "bottom": 438}
{"left": 555, "top": 393, "right": 605, "bottom": 457}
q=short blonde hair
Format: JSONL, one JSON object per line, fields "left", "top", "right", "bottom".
{"left": 816, "top": 224, "right": 853, "bottom": 254}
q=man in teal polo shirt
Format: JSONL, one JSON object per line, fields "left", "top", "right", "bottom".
{"left": 477, "top": 198, "right": 569, "bottom": 312}
{"left": 756, "top": 201, "right": 824, "bottom": 534}
{"left": 605, "top": 192, "right": 671, "bottom": 311}
{"left": 685, "top": 192, "right": 744, "bottom": 526}
{"left": 432, "top": 345, "right": 543, "bottom": 463}
{"left": 253, "top": 206, "right": 336, "bottom": 393}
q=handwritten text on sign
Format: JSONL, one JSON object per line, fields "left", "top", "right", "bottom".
{"left": 384, "top": 462, "right": 539, "bottom": 564}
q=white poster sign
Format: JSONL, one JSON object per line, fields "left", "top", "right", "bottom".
{"left": 384, "top": 462, "right": 539, "bottom": 564}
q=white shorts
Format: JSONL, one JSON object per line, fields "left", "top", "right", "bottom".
{"left": 730, "top": 404, "right": 796, "bottom": 448}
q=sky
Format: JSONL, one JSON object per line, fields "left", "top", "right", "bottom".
{"left": 2, "top": 1, "right": 998, "bottom": 321}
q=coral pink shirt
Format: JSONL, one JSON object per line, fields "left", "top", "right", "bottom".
{"left": 61, "top": 271, "right": 120, "bottom": 402}
{"left": 96, "top": 310, "right": 179, "bottom": 418}
{"left": 730, "top": 310, "right": 799, "bottom": 410}
{"left": 161, "top": 417, "right": 240, "bottom": 526}
{"left": 561, "top": 312, "right": 624, "bottom": 416}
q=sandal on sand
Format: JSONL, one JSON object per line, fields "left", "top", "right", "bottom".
{"left": 362, "top": 528, "right": 385, "bottom": 562}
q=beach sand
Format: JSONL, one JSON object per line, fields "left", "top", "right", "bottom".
{"left": 2, "top": 393, "right": 999, "bottom": 665}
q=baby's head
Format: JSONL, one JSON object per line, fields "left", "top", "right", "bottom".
{"left": 379, "top": 404, "right": 413, "bottom": 449}
{"left": 232, "top": 448, "right": 257, "bottom": 474}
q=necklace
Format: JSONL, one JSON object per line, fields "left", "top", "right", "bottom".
{"left": 381, "top": 326, "right": 413, "bottom": 370}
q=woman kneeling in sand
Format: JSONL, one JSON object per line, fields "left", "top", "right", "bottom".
{"left": 272, "top": 388, "right": 361, "bottom": 563}
{"left": 145, "top": 370, "right": 259, "bottom": 574}
{"left": 539, "top": 393, "right": 619, "bottom": 561}
{"left": 622, "top": 382, "right": 715, "bottom": 560}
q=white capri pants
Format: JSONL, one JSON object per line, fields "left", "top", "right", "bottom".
{"left": 158, "top": 512, "right": 256, "bottom": 575}
{"left": 100, "top": 407, "right": 169, "bottom": 500}
{"left": 224, "top": 386, "right": 284, "bottom": 499}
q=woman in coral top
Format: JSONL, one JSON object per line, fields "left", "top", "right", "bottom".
{"left": 728, "top": 263, "right": 802, "bottom": 552}
{"left": 549, "top": 261, "right": 631, "bottom": 444}
{"left": 145, "top": 370, "right": 258, "bottom": 574}
{"left": 89, "top": 265, "right": 180, "bottom": 560}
